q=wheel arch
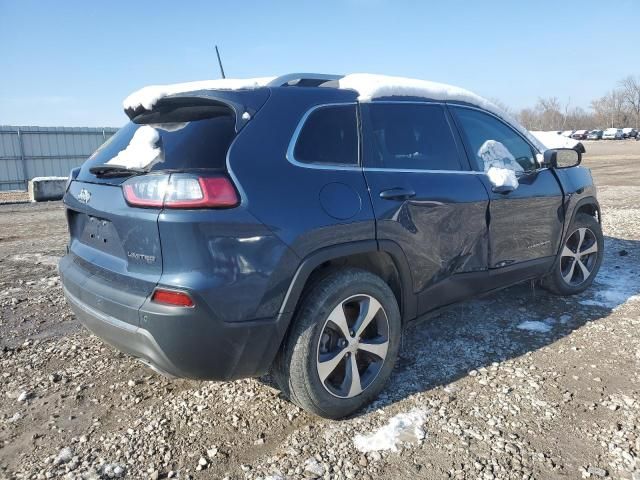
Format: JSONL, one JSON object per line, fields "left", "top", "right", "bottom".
{"left": 550, "top": 195, "right": 602, "bottom": 270}
{"left": 572, "top": 196, "right": 601, "bottom": 223}
{"left": 278, "top": 240, "right": 416, "bottom": 324}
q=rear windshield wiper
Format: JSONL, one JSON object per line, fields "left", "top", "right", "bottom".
{"left": 89, "top": 164, "right": 148, "bottom": 178}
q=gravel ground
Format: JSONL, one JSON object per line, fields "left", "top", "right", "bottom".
{"left": 0, "top": 141, "right": 639, "bottom": 480}
{"left": 0, "top": 191, "right": 30, "bottom": 205}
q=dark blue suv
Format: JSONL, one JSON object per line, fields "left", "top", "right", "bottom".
{"left": 60, "top": 73, "right": 603, "bottom": 418}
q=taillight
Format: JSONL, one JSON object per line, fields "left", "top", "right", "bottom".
{"left": 152, "top": 289, "right": 194, "bottom": 307}
{"left": 122, "top": 174, "right": 239, "bottom": 209}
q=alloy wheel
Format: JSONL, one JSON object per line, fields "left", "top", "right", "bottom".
{"left": 560, "top": 227, "right": 599, "bottom": 286}
{"left": 316, "top": 294, "right": 390, "bottom": 398}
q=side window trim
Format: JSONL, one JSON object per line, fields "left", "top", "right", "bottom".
{"left": 360, "top": 100, "right": 470, "bottom": 172}
{"left": 286, "top": 102, "right": 361, "bottom": 171}
{"left": 447, "top": 103, "right": 541, "bottom": 173}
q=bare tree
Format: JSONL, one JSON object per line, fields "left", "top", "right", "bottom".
{"left": 506, "top": 73, "right": 639, "bottom": 131}
{"left": 619, "top": 76, "right": 640, "bottom": 129}
{"left": 536, "top": 97, "right": 564, "bottom": 130}
{"left": 591, "top": 89, "right": 628, "bottom": 128}
{"left": 517, "top": 108, "right": 538, "bottom": 130}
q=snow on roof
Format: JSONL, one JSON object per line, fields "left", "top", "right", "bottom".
{"left": 530, "top": 131, "right": 580, "bottom": 150}
{"left": 123, "top": 77, "right": 275, "bottom": 111}
{"left": 338, "top": 73, "right": 547, "bottom": 152}
{"left": 339, "top": 73, "right": 489, "bottom": 105}
{"left": 123, "top": 72, "right": 552, "bottom": 152}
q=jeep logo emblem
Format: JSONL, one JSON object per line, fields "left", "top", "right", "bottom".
{"left": 77, "top": 188, "right": 91, "bottom": 204}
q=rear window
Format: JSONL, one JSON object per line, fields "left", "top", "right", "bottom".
{"left": 79, "top": 107, "right": 236, "bottom": 183}
{"left": 292, "top": 104, "right": 358, "bottom": 166}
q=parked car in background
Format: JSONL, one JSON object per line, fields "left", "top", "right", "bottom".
{"left": 561, "top": 130, "right": 575, "bottom": 137}
{"left": 587, "top": 130, "right": 603, "bottom": 140}
{"left": 622, "top": 128, "right": 637, "bottom": 139}
{"left": 603, "top": 128, "right": 624, "bottom": 140}
{"left": 571, "top": 130, "right": 589, "bottom": 140}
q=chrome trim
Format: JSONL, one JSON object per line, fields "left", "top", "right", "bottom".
{"left": 286, "top": 102, "right": 362, "bottom": 171}
{"left": 286, "top": 100, "right": 543, "bottom": 175}
{"left": 363, "top": 167, "right": 482, "bottom": 174}
{"left": 364, "top": 100, "right": 445, "bottom": 106}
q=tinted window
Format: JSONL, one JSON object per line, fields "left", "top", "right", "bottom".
{"left": 293, "top": 105, "right": 358, "bottom": 165}
{"left": 362, "top": 103, "right": 461, "bottom": 170}
{"left": 451, "top": 107, "right": 537, "bottom": 172}
{"left": 80, "top": 113, "right": 236, "bottom": 184}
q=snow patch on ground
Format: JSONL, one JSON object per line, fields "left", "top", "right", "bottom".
{"left": 123, "top": 77, "right": 275, "bottom": 111}
{"left": 517, "top": 320, "right": 552, "bottom": 333}
{"left": 579, "top": 248, "right": 640, "bottom": 309}
{"left": 353, "top": 409, "right": 427, "bottom": 453}
{"left": 530, "top": 131, "right": 580, "bottom": 150}
{"left": 11, "top": 253, "right": 60, "bottom": 267}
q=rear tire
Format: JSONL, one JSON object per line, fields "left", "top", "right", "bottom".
{"left": 542, "top": 213, "right": 603, "bottom": 296}
{"left": 273, "top": 268, "right": 401, "bottom": 419}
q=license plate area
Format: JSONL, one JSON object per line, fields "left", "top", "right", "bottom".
{"left": 80, "top": 215, "right": 124, "bottom": 257}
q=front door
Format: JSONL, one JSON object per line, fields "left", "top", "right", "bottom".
{"left": 360, "top": 102, "right": 490, "bottom": 312}
{"left": 449, "top": 105, "right": 564, "bottom": 268}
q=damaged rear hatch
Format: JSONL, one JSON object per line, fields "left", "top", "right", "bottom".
{"left": 61, "top": 89, "right": 270, "bottom": 327}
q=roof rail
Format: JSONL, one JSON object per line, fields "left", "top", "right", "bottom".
{"left": 267, "top": 73, "right": 343, "bottom": 87}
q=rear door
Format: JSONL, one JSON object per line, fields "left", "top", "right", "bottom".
{"left": 449, "top": 105, "right": 564, "bottom": 268}
{"left": 360, "top": 102, "right": 490, "bottom": 312}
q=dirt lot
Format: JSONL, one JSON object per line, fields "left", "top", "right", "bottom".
{"left": 1, "top": 140, "right": 639, "bottom": 480}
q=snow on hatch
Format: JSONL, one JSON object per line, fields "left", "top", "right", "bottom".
{"left": 353, "top": 409, "right": 428, "bottom": 453}
{"left": 106, "top": 125, "right": 162, "bottom": 170}
{"left": 123, "top": 77, "right": 275, "bottom": 112}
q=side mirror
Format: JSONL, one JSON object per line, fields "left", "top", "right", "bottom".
{"left": 543, "top": 148, "right": 581, "bottom": 169}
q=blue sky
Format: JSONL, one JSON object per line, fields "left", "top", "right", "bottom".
{"left": 1, "top": 0, "right": 639, "bottom": 127}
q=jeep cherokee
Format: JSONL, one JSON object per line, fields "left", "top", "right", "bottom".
{"left": 59, "top": 73, "right": 603, "bottom": 418}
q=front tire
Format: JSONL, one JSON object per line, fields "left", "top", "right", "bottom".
{"left": 542, "top": 213, "right": 603, "bottom": 296}
{"left": 273, "top": 268, "right": 401, "bottom": 419}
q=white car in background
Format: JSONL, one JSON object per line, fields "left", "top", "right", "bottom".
{"left": 561, "top": 130, "right": 575, "bottom": 137}
{"left": 602, "top": 128, "right": 624, "bottom": 140}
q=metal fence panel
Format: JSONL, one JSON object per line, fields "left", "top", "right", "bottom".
{"left": 0, "top": 125, "right": 118, "bottom": 191}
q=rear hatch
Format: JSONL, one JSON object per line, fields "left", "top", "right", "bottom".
{"left": 63, "top": 89, "right": 270, "bottom": 326}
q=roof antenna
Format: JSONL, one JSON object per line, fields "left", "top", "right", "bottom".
{"left": 215, "top": 45, "right": 226, "bottom": 79}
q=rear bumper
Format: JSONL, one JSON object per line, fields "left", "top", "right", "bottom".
{"left": 60, "top": 254, "right": 289, "bottom": 381}
{"left": 64, "top": 285, "right": 184, "bottom": 378}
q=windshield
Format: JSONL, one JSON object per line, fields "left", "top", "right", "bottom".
{"left": 78, "top": 107, "right": 236, "bottom": 184}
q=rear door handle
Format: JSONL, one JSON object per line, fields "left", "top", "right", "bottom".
{"left": 379, "top": 188, "right": 416, "bottom": 201}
